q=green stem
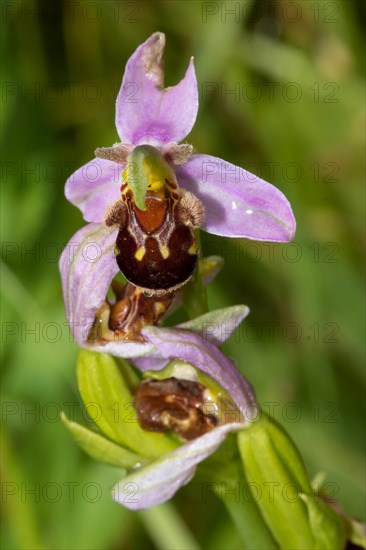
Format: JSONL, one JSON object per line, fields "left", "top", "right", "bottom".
{"left": 182, "top": 232, "right": 209, "bottom": 319}
{"left": 138, "top": 502, "right": 201, "bottom": 550}
{"left": 222, "top": 490, "right": 279, "bottom": 549}
{"left": 197, "top": 449, "right": 278, "bottom": 549}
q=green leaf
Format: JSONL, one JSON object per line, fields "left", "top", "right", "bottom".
{"left": 265, "top": 415, "right": 312, "bottom": 494}
{"left": 61, "top": 412, "right": 146, "bottom": 470}
{"left": 238, "top": 412, "right": 315, "bottom": 549}
{"left": 211, "top": 462, "right": 279, "bottom": 549}
{"left": 300, "top": 493, "right": 347, "bottom": 550}
{"left": 115, "top": 356, "right": 141, "bottom": 392}
{"left": 77, "top": 350, "right": 179, "bottom": 458}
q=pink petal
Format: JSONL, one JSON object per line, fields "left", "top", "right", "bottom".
{"left": 142, "top": 327, "right": 257, "bottom": 413}
{"left": 89, "top": 340, "right": 157, "bottom": 359}
{"left": 112, "top": 423, "right": 243, "bottom": 510}
{"left": 132, "top": 356, "right": 169, "bottom": 372}
{"left": 115, "top": 32, "right": 198, "bottom": 146}
{"left": 59, "top": 223, "right": 119, "bottom": 346}
{"left": 134, "top": 305, "right": 249, "bottom": 372}
{"left": 65, "top": 158, "right": 122, "bottom": 222}
{"left": 59, "top": 223, "right": 157, "bottom": 358}
{"left": 176, "top": 155, "right": 296, "bottom": 242}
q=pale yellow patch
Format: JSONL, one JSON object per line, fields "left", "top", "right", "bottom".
{"left": 154, "top": 302, "right": 167, "bottom": 316}
{"left": 188, "top": 241, "right": 198, "bottom": 255}
{"left": 134, "top": 246, "right": 146, "bottom": 261}
{"left": 159, "top": 245, "right": 170, "bottom": 259}
{"left": 148, "top": 176, "right": 165, "bottom": 192}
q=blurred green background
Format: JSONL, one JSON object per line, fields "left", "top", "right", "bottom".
{"left": 1, "top": 0, "right": 364, "bottom": 548}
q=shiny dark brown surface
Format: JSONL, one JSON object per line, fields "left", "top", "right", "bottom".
{"left": 115, "top": 193, "right": 198, "bottom": 292}
{"left": 116, "top": 226, "right": 197, "bottom": 291}
{"left": 88, "top": 282, "right": 174, "bottom": 343}
{"left": 135, "top": 377, "right": 218, "bottom": 440}
{"left": 108, "top": 283, "right": 173, "bottom": 341}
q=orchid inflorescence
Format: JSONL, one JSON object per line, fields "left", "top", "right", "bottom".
{"left": 60, "top": 33, "right": 363, "bottom": 549}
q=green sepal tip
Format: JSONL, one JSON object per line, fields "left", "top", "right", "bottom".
{"left": 61, "top": 412, "right": 146, "bottom": 470}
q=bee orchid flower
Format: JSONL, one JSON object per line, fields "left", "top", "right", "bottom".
{"left": 113, "top": 327, "right": 257, "bottom": 511}
{"left": 59, "top": 223, "right": 249, "bottom": 357}
{"left": 62, "top": 329, "right": 257, "bottom": 511}
{"left": 63, "top": 32, "right": 295, "bottom": 296}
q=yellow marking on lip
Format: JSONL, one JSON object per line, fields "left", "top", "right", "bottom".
{"left": 159, "top": 245, "right": 170, "bottom": 260}
{"left": 154, "top": 302, "right": 167, "bottom": 316}
{"left": 134, "top": 246, "right": 146, "bottom": 261}
{"left": 148, "top": 176, "right": 165, "bottom": 192}
{"left": 188, "top": 241, "right": 198, "bottom": 255}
